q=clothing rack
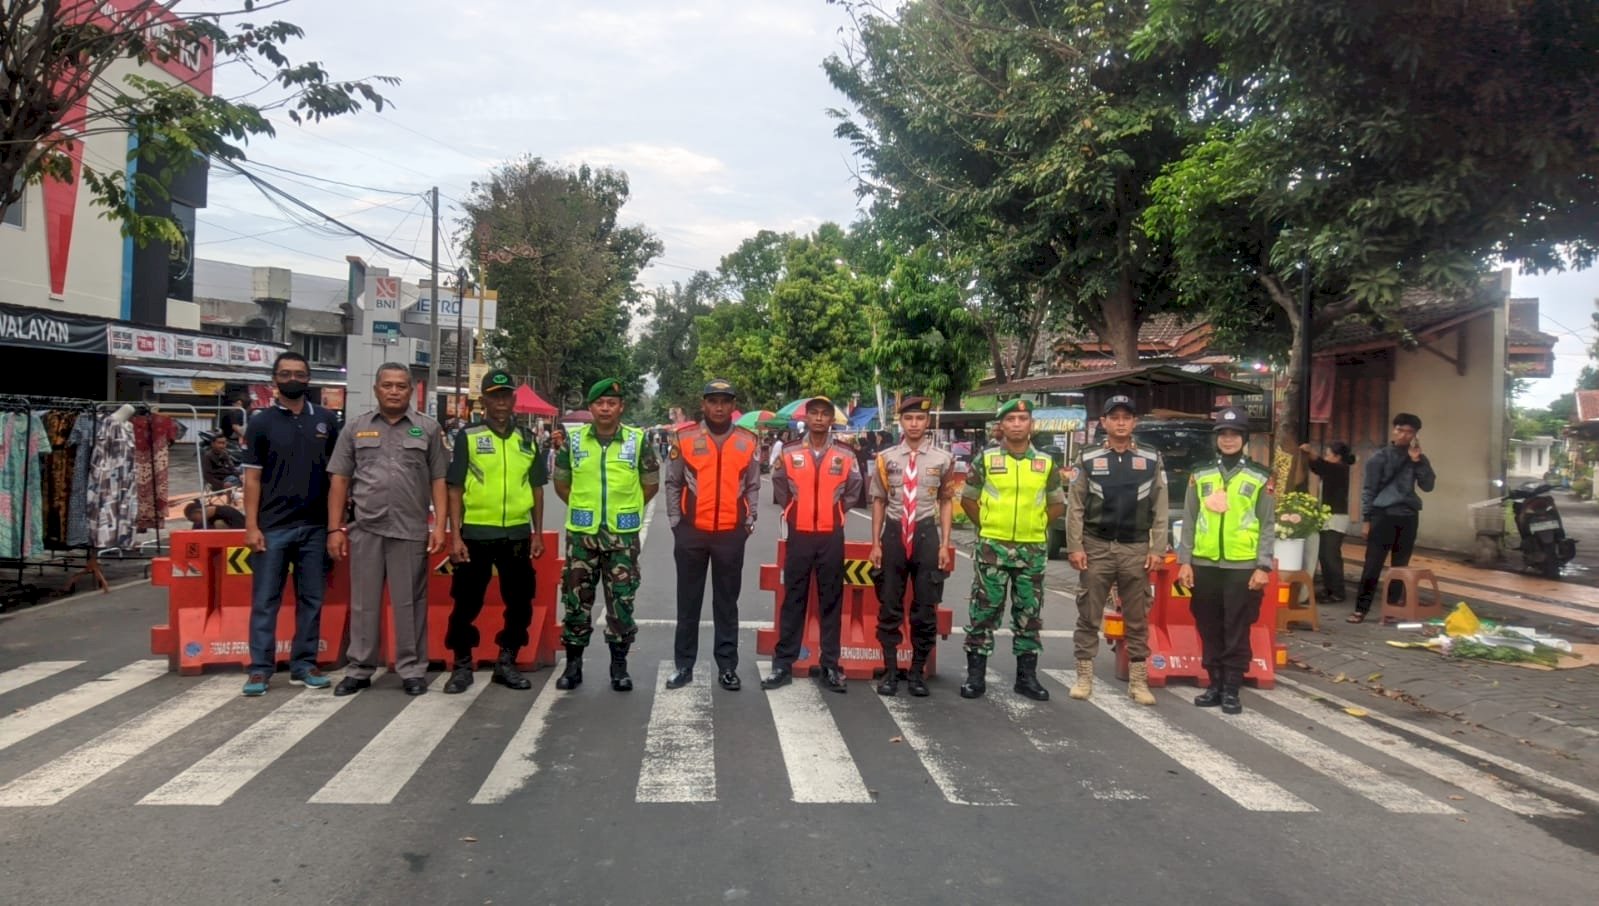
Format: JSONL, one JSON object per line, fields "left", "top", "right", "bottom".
{"left": 0, "top": 395, "right": 97, "bottom": 601}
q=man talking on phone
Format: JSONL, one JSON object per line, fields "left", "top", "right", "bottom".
{"left": 1349, "top": 413, "right": 1435, "bottom": 623}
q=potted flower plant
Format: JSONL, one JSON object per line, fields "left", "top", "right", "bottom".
{"left": 1275, "top": 491, "right": 1332, "bottom": 571}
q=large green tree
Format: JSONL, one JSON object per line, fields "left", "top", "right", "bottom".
{"left": 1, "top": 0, "right": 394, "bottom": 244}
{"left": 826, "top": 0, "right": 1196, "bottom": 379}
{"left": 463, "top": 157, "right": 661, "bottom": 409}
{"left": 1138, "top": 0, "right": 1599, "bottom": 458}
{"left": 634, "top": 271, "right": 720, "bottom": 421}
{"left": 865, "top": 243, "right": 985, "bottom": 409}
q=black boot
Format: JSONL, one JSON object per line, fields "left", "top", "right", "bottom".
{"left": 875, "top": 647, "right": 899, "bottom": 696}
{"left": 493, "top": 648, "right": 532, "bottom": 690}
{"left": 1193, "top": 669, "right": 1223, "bottom": 708}
{"left": 555, "top": 644, "right": 584, "bottom": 690}
{"left": 608, "top": 643, "right": 633, "bottom": 692}
{"left": 1013, "top": 653, "right": 1050, "bottom": 701}
{"left": 443, "top": 659, "right": 474, "bottom": 694}
{"left": 1220, "top": 670, "right": 1243, "bottom": 715}
{"left": 905, "top": 650, "right": 930, "bottom": 697}
{"left": 958, "top": 651, "right": 987, "bottom": 699}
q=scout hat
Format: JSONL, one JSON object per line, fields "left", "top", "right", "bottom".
{"left": 586, "top": 377, "right": 625, "bottom": 405}
{"left": 1213, "top": 406, "right": 1250, "bottom": 434}
{"left": 897, "top": 396, "right": 933, "bottom": 415}
{"left": 1102, "top": 394, "right": 1136, "bottom": 416}
{"left": 996, "top": 398, "right": 1032, "bottom": 418}
{"left": 481, "top": 369, "right": 515, "bottom": 394}
{"left": 702, "top": 379, "right": 736, "bottom": 399}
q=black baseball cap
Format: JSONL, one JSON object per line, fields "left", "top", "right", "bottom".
{"left": 481, "top": 369, "right": 515, "bottom": 394}
{"left": 1213, "top": 406, "right": 1250, "bottom": 433}
{"left": 1102, "top": 395, "right": 1136, "bottom": 416}
{"left": 702, "top": 379, "right": 737, "bottom": 398}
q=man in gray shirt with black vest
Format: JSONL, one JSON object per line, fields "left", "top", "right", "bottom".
{"left": 1351, "top": 412, "right": 1436, "bottom": 622}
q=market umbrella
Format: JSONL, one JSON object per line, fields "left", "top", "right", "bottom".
{"left": 735, "top": 409, "right": 781, "bottom": 430}
{"left": 774, "top": 398, "right": 847, "bottom": 426}
{"left": 513, "top": 384, "right": 557, "bottom": 416}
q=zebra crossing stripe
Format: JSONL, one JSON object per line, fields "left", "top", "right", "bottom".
{"left": 1273, "top": 676, "right": 1599, "bottom": 810}
{"left": 309, "top": 672, "right": 487, "bottom": 804}
{"left": 758, "top": 661, "right": 872, "bottom": 804}
{"left": 985, "top": 671, "right": 1147, "bottom": 802}
{"left": 1182, "top": 692, "right": 1456, "bottom": 814}
{"left": 140, "top": 684, "right": 356, "bottom": 806}
{"left": 637, "top": 661, "right": 715, "bottom": 803}
{"left": 1258, "top": 686, "right": 1580, "bottom": 818}
{"left": 0, "top": 677, "right": 237, "bottom": 807}
{"left": 1047, "top": 669, "right": 1317, "bottom": 813}
{"left": 0, "top": 661, "right": 84, "bottom": 697}
{"left": 876, "top": 690, "right": 1012, "bottom": 807}
{"left": 470, "top": 673, "right": 564, "bottom": 805}
{"left": 0, "top": 660, "right": 166, "bottom": 754}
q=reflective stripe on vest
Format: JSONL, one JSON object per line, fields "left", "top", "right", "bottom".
{"left": 462, "top": 425, "right": 538, "bottom": 528}
{"left": 1190, "top": 464, "right": 1267, "bottom": 561}
{"left": 565, "top": 424, "right": 646, "bottom": 534}
{"left": 678, "top": 425, "right": 759, "bottom": 531}
{"left": 977, "top": 446, "right": 1051, "bottom": 544}
{"left": 783, "top": 443, "right": 853, "bottom": 533}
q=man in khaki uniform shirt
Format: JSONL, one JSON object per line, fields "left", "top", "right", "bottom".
{"left": 327, "top": 363, "right": 450, "bottom": 696}
{"left": 868, "top": 396, "right": 956, "bottom": 697}
{"left": 1065, "top": 394, "right": 1168, "bottom": 706}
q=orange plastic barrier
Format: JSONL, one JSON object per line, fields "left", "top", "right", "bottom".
{"left": 754, "top": 538, "right": 954, "bottom": 680}
{"left": 1103, "top": 555, "right": 1286, "bottom": 689}
{"left": 150, "top": 528, "right": 562, "bottom": 675}
{"left": 150, "top": 529, "right": 350, "bottom": 676}
{"left": 408, "top": 529, "right": 563, "bottom": 670}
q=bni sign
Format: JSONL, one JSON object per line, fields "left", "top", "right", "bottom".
{"left": 373, "top": 276, "right": 400, "bottom": 310}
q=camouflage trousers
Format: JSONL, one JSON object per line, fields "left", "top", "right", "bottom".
{"left": 963, "top": 539, "right": 1046, "bottom": 656}
{"left": 560, "top": 532, "right": 641, "bottom": 648}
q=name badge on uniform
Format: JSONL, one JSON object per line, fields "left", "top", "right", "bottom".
{"left": 924, "top": 465, "right": 939, "bottom": 477}
{"left": 886, "top": 461, "right": 901, "bottom": 474}
{"left": 1132, "top": 457, "right": 1147, "bottom": 471}
{"left": 1091, "top": 458, "right": 1109, "bottom": 473}
{"left": 475, "top": 434, "right": 497, "bottom": 454}
{"left": 355, "top": 431, "right": 380, "bottom": 439}
{"left": 988, "top": 454, "right": 1007, "bottom": 474}
{"left": 693, "top": 438, "right": 709, "bottom": 456}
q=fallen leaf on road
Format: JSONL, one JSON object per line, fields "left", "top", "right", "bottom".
{"left": 1365, "top": 672, "right": 1382, "bottom": 683}
{"left": 460, "top": 836, "right": 478, "bottom": 843}
{"left": 1456, "top": 817, "right": 1469, "bottom": 823}
{"left": 1344, "top": 707, "right": 1368, "bottom": 718}
{"left": 1449, "top": 795, "right": 1465, "bottom": 801}
{"left": 889, "top": 735, "right": 903, "bottom": 744}
{"left": 1332, "top": 673, "right": 1349, "bottom": 684}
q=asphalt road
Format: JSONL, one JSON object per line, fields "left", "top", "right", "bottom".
{"left": 2, "top": 480, "right": 1597, "bottom": 906}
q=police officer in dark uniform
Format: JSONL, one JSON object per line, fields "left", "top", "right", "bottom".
{"left": 1065, "top": 394, "right": 1168, "bottom": 705}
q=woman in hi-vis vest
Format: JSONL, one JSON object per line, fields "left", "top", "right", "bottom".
{"left": 1174, "top": 407, "right": 1276, "bottom": 715}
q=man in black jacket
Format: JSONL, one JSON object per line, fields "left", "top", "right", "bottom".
{"left": 1351, "top": 413, "right": 1436, "bottom": 622}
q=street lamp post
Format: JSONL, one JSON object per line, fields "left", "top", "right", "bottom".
{"left": 454, "top": 265, "right": 468, "bottom": 421}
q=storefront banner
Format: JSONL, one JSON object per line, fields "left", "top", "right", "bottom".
{"left": 109, "top": 325, "right": 278, "bottom": 368}
{"left": 0, "top": 302, "right": 108, "bottom": 353}
{"left": 154, "top": 377, "right": 226, "bottom": 396}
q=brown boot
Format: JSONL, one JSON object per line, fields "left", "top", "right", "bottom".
{"left": 1127, "top": 661, "right": 1156, "bottom": 706}
{"left": 1068, "top": 659, "right": 1094, "bottom": 700}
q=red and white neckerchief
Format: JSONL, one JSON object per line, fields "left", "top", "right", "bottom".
{"left": 900, "top": 448, "right": 919, "bottom": 558}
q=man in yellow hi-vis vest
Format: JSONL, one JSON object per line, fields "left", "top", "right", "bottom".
{"left": 552, "top": 377, "right": 660, "bottom": 692}
{"left": 442, "top": 369, "right": 546, "bottom": 695}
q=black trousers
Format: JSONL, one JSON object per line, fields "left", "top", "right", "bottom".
{"left": 774, "top": 530, "right": 845, "bottom": 671}
{"left": 672, "top": 524, "right": 747, "bottom": 672}
{"left": 1190, "top": 565, "right": 1259, "bottom": 678}
{"left": 1355, "top": 512, "right": 1418, "bottom": 613}
{"left": 875, "top": 517, "right": 944, "bottom": 654}
{"left": 1318, "top": 527, "right": 1348, "bottom": 598}
{"left": 445, "top": 536, "right": 535, "bottom": 660}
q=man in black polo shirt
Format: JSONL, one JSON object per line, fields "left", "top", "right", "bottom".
{"left": 240, "top": 352, "right": 343, "bottom": 696}
{"left": 1065, "top": 395, "right": 1168, "bottom": 706}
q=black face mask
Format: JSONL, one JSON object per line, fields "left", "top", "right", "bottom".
{"left": 277, "top": 380, "right": 309, "bottom": 400}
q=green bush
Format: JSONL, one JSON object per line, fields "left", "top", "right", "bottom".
{"left": 1572, "top": 477, "right": 1592, "bottom": 500}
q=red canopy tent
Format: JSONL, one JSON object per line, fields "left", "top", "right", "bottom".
{"left": 514, "top": 384, "right": 557, "bottom": 416}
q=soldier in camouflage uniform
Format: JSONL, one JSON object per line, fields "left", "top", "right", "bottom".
{"left": 959, "top": 399, "right": 1066, "bottom": 700}
{"left": 552, "top": 377, "right": 660, "bottom": 692}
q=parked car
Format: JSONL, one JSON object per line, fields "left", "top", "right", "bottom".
{"left": 1044, "top": 419, "right": 1215, "bottom": 559}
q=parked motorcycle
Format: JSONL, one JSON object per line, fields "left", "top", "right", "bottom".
{"left": 1507, "top": 482, "right": 1577, "bottom": 579}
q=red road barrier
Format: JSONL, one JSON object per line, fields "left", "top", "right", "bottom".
{"left": 150, "top": 530, "right": 350, "bottom": 676}
{"left": 1104, "top": 555, "right": 1286, "bottom": 690}
{"left": 151, "top": 528, "right": 561, "bottom": 675}
{"left": 754, "top": 538, "right": 954, "bottom": 680}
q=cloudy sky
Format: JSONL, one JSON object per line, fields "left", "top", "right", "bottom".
{"left": 195, "top": 0, "right": 1595, "bottom": 406}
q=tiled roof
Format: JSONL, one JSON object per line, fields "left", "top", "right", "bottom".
{"left": 1314, "top": 287, "right": 1498, "bottom": 351}
{"left": 988, "top": 364, "right": 1264, "bottom": 396}
{"left": 1507, "top": 326, "right": 1557, "bottom": 348}
{"left": 1575, "top": 390, "right": 1599, "bottom": 424}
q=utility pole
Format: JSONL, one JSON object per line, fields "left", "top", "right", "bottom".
{"left": 455, "top": 266, "right": 468, "bottom": 418}
{"left": 427, "top": 186, "right": 440, "bottom": 417}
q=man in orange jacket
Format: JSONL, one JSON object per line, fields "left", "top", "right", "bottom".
{"left": 663, "top": 379, "right": 762, "bottom": 691}
{"left": 761, "top": 396, "right": 862, "bottom": 693}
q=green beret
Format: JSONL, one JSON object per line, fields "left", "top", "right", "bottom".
{"left": 586, "top": 378, "right": 625, "bottom": 405}
{"left": 996, "top": 398, "right": 1032, "bottom": 418}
